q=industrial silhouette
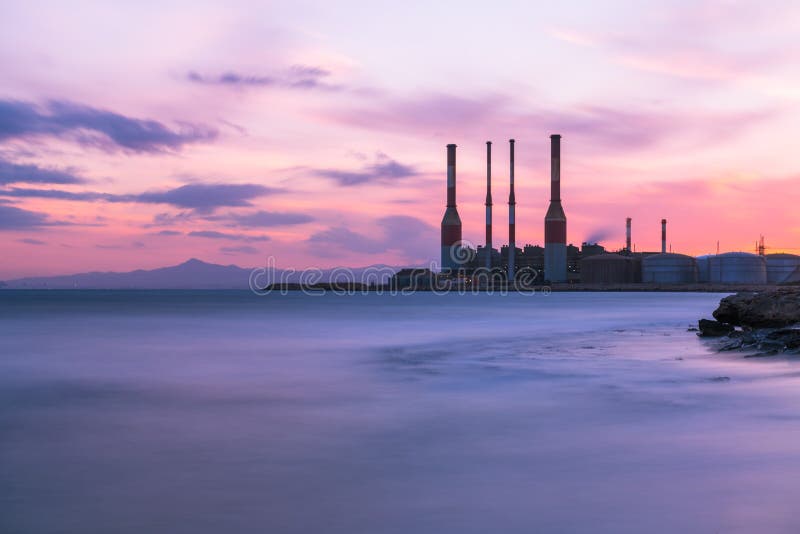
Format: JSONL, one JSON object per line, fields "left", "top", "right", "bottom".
{"left": 435, "top": 135, "right": 800, "bottom": 288}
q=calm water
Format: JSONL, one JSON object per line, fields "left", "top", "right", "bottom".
{"left": 2, "top": 291, "right": 800, "bottom": 533}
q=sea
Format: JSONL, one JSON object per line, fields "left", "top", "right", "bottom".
{"left": 2, "top": 290, "right": 800, "bottom": 533}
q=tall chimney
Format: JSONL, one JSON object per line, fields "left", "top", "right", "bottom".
{"left": 508, "top": 139, "right": 516, "bottom": 281}
{"left": 626, "top": 217, "right": 632, "bottom": 253}
{"left": 440, "top": 144, "right": 462, "bottom": 271}
{"left": 544, "top": 134, "right": 567, "bottom": 282}
{"left": 485, "top": 141, "right": 493, "bottom": 270}
{"left": 661, "top": 219, "right": 667, "bottom": 254}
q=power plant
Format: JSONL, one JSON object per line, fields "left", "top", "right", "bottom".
{"left": 440, "top": 144, "right": 462, "bottom": 272}
{"left": 439, "top": 135, "right": 572, "bottom": 284}
{"left": 434, "top": 136, "right": 799, "bottom": 288}
{"left": 545, "top": 134, "right": 567, "bottom": 283}
{"left": 626, "top": 218, "right": 632, "bottom": 253}
{"left": 485, "top": 141, "right": 492, "bottom": 270}
{"left": 508, "top": 139, "right": 516, "bottom": 281}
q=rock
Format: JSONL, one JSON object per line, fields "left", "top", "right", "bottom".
{"left": 698, "top": 319, "right": 735, "bottom": 337}
{"left": 758, "top": 339, "right": 786, "bottom": 352}
{"left": 740, "top": 330, "right": 761, "bottom": 347}
{"left": 719, "top": 339, "right": 744, "bottom": 351}
{"left": 765, "top": 329, "right": 800, "bottom": 350}
{"left": 713, "top": 289, "right": 800, "bottom": 328}
{"left": 702, "top": 291, "right": 800, "bottom": 358}
{"left": 712, "top": 292, "right": 755, "bottom": 326}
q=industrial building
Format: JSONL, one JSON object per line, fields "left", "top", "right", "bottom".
{"left": 581, "top": 254, "right": 640, "bottom": 284}
{"left": 440, "top": 144, "right": 462, "bottom": 272}
{"left": 439, "top": 135, "right": 570, "bottom": 284}
{"left": 766, "top": 253, "right": 800, "bottom": 284}
{"left": 544, "top": 135, "right": 567, "bottom": 283}
{"left": 696, "top": 255, "right": 712, "bottom": 283}
{"left": 708, "top": 252, "right": 767, "bottom": 284}
{"left": 434, "top": 136, "right": 792, "bottom": 287}
{"left": 642, "top": 254, "right": 698, "bottom": 284}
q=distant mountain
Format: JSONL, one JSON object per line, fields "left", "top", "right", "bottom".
{"left": 1, "top": 259, "right": 403, "bottom": 289}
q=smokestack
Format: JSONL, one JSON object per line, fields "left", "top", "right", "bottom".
{"left": 485, "top": 141, "right": 493, "bottom": 270}
{"left": 626, "top": 217, "right": 632, "bottom": 253}
{"left": 508, "top": 139, "right": 516, "bottom": 281}
{"left": 661, "top": 219, "right": 667, "bottom": 254}
{"left": 544, "top": 134, "right": 567, "bottom": 282}
{"left": 440, "top": 144, "right": 462, "bottom": 272}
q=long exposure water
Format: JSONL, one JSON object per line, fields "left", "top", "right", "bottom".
{"left": 3, "top": 290, "right": 800, "bottom": 533}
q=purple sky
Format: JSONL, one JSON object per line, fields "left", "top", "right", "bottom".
{"left": 2, "top": 0, "right": 800, "bottom": 277}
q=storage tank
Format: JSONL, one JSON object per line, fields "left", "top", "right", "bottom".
{"left": 708, "top": 252, "right": 767, "bottom": 284}
{"left": 766, "top": 253, "right": 800, "bottom": 284}
{"left": 642, "top": 253, "right": 698, "bottom": 284}
{"left": 580, "top": 253, "right": 639, "bottom": 284}
{"left": 696, "top": 255, "right": 713, "bottom": 283}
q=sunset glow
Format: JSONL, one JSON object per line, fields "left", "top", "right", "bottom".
{"left": 3, "top": 0, "right": 800, "bottom": 277}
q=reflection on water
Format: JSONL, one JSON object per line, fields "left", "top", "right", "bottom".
{"left": 3, "top": 291, "right": 800, "bottom": 533}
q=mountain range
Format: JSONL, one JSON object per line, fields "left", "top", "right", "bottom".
{"left": 0, "top": 259, "right": 402, "bottom": 289}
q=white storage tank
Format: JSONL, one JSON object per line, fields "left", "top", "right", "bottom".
{"left": 708, "top": 252, "right": 767, "bottom": 284}
{"left": 696, "top": 255, "right": 713, "bottom": 283}
{"left": 766, "top": 253, "right": 800, "bottom": 284}
{"left": 642, "top": 253, "right": 698, "bottom": 283}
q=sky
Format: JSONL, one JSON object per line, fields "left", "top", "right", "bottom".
{"left": 2, "top": 0, "right": 800, "bottom": 278}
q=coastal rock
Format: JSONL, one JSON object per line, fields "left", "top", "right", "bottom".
{"left": 713, "top": 289, "right": 800, "bottom": 328}
{"left": 765, "top": 329, "right": 800, "bottom": 351}
{"left": 701, "top": 290, "right": 800, "bottom": 357}
{"left": 698, "top": 319, "right": 735, "bottom": 337}
{"left": 719, "top": 339, "right": 743, "bottom": 351}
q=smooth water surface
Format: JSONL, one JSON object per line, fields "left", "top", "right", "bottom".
{"left": 3, "top": 291, "right": 800, "bottom": 533}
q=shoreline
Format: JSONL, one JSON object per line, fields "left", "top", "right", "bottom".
{"left": 0, "top": 284, "right": 776, "bottom": 292}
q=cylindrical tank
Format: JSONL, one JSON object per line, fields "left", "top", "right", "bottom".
{"left": 708, "top": 252, "right": 767, "bottom": 284}
{"left": 642, "top": 253, "right": 698, "bottom": 283}
{"left": 766, "top": 253, "right": 800, "bottom": 284}
{"left": 580, "top": 254, "right": 638, "bottom": 284}
{"left": 696, "top": 255, "right": 713, "bottom": 283}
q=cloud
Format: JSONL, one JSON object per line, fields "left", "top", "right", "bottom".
{"left": 548, "top": 4, "right": 800, "bottom": 94}
{"left": 0, "top": 183, "right": 281, "bottom": 212}
{"left": 307, "top": 215, "right": 436, "bottom": 261}
{"left": 0, "top": 188, "right": 112, "bottom": 202}
{"left": 220, "top": 245, "right": 260, "bottom": 255}
{"left": 0, "top": 99, "right": 217, "bottom": 153}
{"left": 0, "top": 204, "right": 69, "bottom": 230}
{"left": 307, "top": 226, "right": 387, "bottom": 255}
{"left": 0, "top": 158, "right": 85, "bottom": 185}
{"left": 187, "top": 64, "right": 338, "bottom": 91}
{"left": 188, "top": 71, "right": 274, "bottom": 86}
{"left": 188, "top": 230, "right": 270, "bottom": 242}
{"left": 214, "top": 209, "right": 314, "bottom": 227}
{"left": 155, "top": 230, "right": 182, "bottom": 236}
{"left": 134, "top": 183, "right": 279, "bottom": 212}
{"left": 17, "top": 238, "right": 46, "bottom": 245}
{"left": 92, "top": 241, "right": 145, "bottom": 250}
{"left": 315, "top": 154, "right": 419, "bottom": 186}
{"left": 148, "top": 212, "right": 194, "bottom": 227}
{"left": 377, "top": 215, "right": 437, "bottom": 260}
{"left": 326, "top": 92, "right": 773, "bottom": 152}
{"left": 326, "top": 93, "right": 504, "bottom": 135}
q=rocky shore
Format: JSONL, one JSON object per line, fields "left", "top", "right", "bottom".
{"left": 699, "top": 288, "right": 800, "bottom": 356}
